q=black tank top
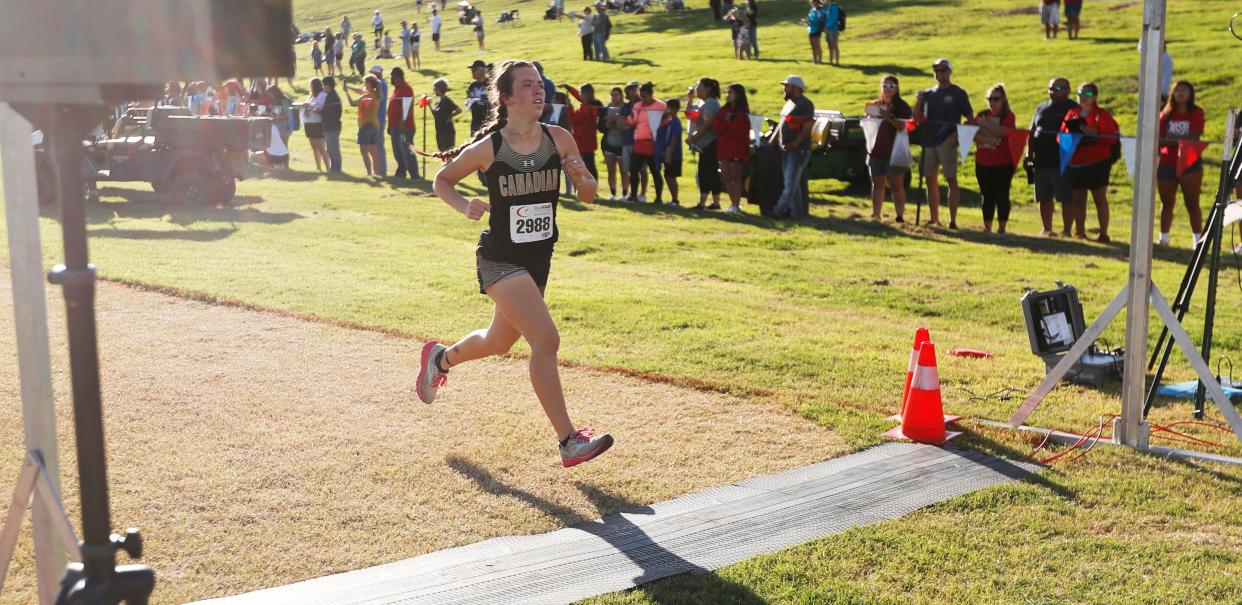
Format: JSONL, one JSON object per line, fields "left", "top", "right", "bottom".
{"left": 478, "top": 124, "right": 561, "bottom": 265}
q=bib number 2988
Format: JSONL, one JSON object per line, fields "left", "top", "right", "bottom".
{"left": 510, "top": 203, "right": 554, "bottom": 244}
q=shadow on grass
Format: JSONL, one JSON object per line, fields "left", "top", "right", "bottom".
{"left": 844, "top": 63, "right": 930, "bottom": 78}
{"left": 69, "top": 191, "right": 305, "bottom": 241}
{"left": 954, "top": 431, "right": 1079, "bottom": 502}
{"left": 446, "top": 456, "right": 768, "bottom": 603}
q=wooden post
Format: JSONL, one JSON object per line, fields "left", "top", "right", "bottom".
{"left": 0, "top": 102, "right": 66, "bottom": 605}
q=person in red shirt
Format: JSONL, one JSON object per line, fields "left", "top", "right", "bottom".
{"left": 387, "top": 67, "right": 418, "bottom": 179}
{"left": 972, "top": 84, "right": 1017, "bottom": 233}
{"left": 562, "top": 83, "right": 603, "bottom": 183}
{"left": 1061, "top": 82, "right": 1119, "bottom": 243}
{"left": 1156, "top": 80, "right": 1205, "bottom": 247}
{"left": 713, "top": 83, "right": 752, "bottom": 214}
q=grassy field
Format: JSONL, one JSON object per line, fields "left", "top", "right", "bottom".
{"left": 3, "top": 0, "right": 1242, "bottom": 603}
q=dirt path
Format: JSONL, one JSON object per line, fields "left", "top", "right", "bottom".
{"left": 0, "top": 276, "right": 843, "bottom": 604}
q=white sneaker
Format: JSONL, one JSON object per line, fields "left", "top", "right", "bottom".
{"left": 559, "top": 427, "right": 614, "bottom": 468}
{"left": 416, "top": 341, "right": 448, "bottom": 404}
{"left": 724, "top": 206, "right": 742, "bottom": 214}
{"left": 637, "top": 194, "right": 648, "bottom": 203}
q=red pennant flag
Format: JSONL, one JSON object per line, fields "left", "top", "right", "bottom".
{"left": 419, "top": 94, "right": 431, "bottom": 108}
{"left": 1176, "top": 141, "right": 1209, "bottom": 178}
{"left": 1006, "top": 130, "right": 1031, "bottom": 169}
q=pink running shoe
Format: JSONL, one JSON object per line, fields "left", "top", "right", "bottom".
{"left": 559, "top": 427, "right": 614, "bottom": 468}
{"left": 416, "top": 341, "right": 448, "bottom": 404}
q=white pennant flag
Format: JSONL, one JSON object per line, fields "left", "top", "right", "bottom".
{"left": 1120, "top": 136, "right": 1137, "bottom": 179}
{"left": 402, "top": 97, "right": 413, "bottom": 120}
{"left": 890, "top": 131, "right": 913, "bottom": 167}
{"left": 748, "top": 113, "right": 765, "bottom": 141}
{"left": 957, "top": 124, "right": 979, "bottom": 164}
{"left": 645, "top": 107, "right": 660, "bottom": 133}
{"left": 860, "top": 118, "right": 883, "bottom": 153}
{"left": 268, "top": 124, "right": 288, "bottom": 155}
{"left": 552, "top": 103, "right": 566, "bottom": 124}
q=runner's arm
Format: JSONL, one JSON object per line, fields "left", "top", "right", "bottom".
{"left": 549, "top": 125, "right": 597, "bottom": 203}
{"left": 433, "top": 139, "right": 493, "bottom": 220}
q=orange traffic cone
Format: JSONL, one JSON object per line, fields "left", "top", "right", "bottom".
{"left": 890, "top": 327, "right": 930, "bottom": 421}
{"left": 883, "top": 341, "right": 962, "bottom": 444}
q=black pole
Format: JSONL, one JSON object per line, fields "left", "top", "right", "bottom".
{"left": 39, "top": 104, "right": 153, "bottom": 605}
{"left": 1193, "top": 140, "right": 1242, "bottom": 419}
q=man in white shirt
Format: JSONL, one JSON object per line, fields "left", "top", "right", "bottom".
{"left": 430, "top": 8, "right": 443, "bottom": 51}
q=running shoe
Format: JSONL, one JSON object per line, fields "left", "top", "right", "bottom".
{"left": 417, "top": 340, "right": 448, "bottom": 404}
{"left": 725, "top": 206, "right": 742, "bottom": 214}
{"left": 559, "top": 427, "right": 614, "bottom": 468}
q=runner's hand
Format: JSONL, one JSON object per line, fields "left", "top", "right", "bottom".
{"left": 464, "top": 199, "right": 490, "bottom": 220}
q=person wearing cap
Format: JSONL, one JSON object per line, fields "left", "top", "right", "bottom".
{"left": 770, "top": 75, "right": 815, "bottom": 219}
{"left": 913, "top": 58, "right": 973, "bottom": 228}
{"left": 593, "top": 4, "right": 612, "bottom": 61}
{"left": 388, "top": 67, "right": 417, "bottom": 179}
{"left": 430, "top": 7, "right": 443, "bottom": 51}
{"left": 431, "top": 78, "right": 462, "bottom": 152}
{"left": 370, "top": 64, "right": 390, "bottom": 176}
{"left": 349, "top": 33, "right": 367, "bottom": 75}
{"left": 1061, "top": 81, "right": 1118, "bottom": 243}
{"left": 1027, "top": 77, "right": 1078, "bottom": 236}
{"left": 466, "top": 60, "right": 492, "bottom": 135}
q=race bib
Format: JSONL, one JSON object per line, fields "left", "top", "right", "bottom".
{"left": 510, "top": 203, "right": 554, "bottom": 244}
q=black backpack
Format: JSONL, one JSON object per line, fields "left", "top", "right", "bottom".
{"left": 837, "top": 6, "right": 846, "bottom": 31}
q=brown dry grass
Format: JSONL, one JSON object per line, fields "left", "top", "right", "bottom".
{"left": 0, "top": 277, "right": 843, "bottom": 604}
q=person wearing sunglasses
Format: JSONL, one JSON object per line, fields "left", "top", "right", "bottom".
{"left": 1061, "top": 82, "right": 1119, "bottom": 243}
{"left": 866, "top": 74, "right": 913, "bottom": 223}
{"left": 913, "top": 58, "right": 973, "bottom": 228}
{"left": 972, "top": 84, "right": 1017, "bottom": 234}
{"left": 1028, "top": 77, "right": 1078, "bottom": 236}
{"left": 1156, "top": 80, "right": 1206, "bottom": 247}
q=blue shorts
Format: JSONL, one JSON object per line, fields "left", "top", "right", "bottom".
{"left": 1064, "top": 3, "right": 1082, "bottom": 17}
{"left": 357, "top": 123, "right": 381, "bottom": 145}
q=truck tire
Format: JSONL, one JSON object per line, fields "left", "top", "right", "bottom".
{"left": 170, "top": 170, "right": 210, "bottom": 206}
{"left": 209, "top": 176, "right": 236, "bottom": 204}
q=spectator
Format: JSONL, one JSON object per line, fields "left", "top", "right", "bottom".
{"left": 805, "top": 0, "right": 825, "bottom": 65}
{"left": 1064, "top": 0, "right": 1082, "bottom": 39}
{"left": 373, "top": 10, "right": 384, "bottom": 47}
{"left": 973, "top": 84, "right": 1017, "bottom": 233}
{"left": 823, "top": 0, "right": 841, "bottom": 66}
{"left": 473, "top": 11, "right": 485, "bottom": 50}
{"left": 1028, "top": 77, "right": 1078, "bottom": 236}
{"left": 466, "top": 60, "right": 492, "bottom": 135}
{"left": 381, "top": 29, "right": 394, "bottom": 59}
{"left": 341, "top": 14, "right": 352, "bottom": 38}
{"left": 533, "top": 61, "right": 557, "bottom": 121}
{"left": 1041, "top": 0, "right": 1060, "bottom": 40}
{"left": 725, "top": 6, "right": 751, "bottom": 60}
{"left": 656, "top": 98, "right": 684, "bottom": 205}
{"left": 1157, "top": 80, "right": 1206, "bottom": 247}
{"left": 430, "top": 7, "right": 443, "bottom": 51}
{"left": 388, "top": 67, "right": 418, "bottom": 180}
{"left": 866, "top": 74, "right": 913, "bottom": 223}
{"left": 160, "top": 81, "right": 185, "bottom": 107}
{"left": 770, "top": 75, "right": 815, "bottom": 219}
{"left": 409, "top": 23, "right": 423, "bottom": 69}
{"left": 602, "top": 86, "right": 629, "bottom": 200}
{"left": 686, "top": 77, "right": 723, "bottom": 209}
{"left": 333, "top": 33, "right": 346, "bottom": 74}
{"left": 342, "top": 75, "right": 384, "bottom": 177}
{"left": 258, "top": 82, "right": 293, "bottom": 146}
{"left": 628, "top": 82, "right": 667, "bottom": 203}
{"left": 1061, "top": 81, "right": 1118, "bottom": 242}
{"left": 312, "top": 40, "right": 324, "bottom": 77}
{"left": 569, "top": 7, "right": 595, "bottom": 61}
{"left": 350, "top": 33, "right": 367, "bottom": 75}
{"left": 713, "top": 83, "right": 751, "bottom": 213}
{"left": 593, "top": 4, "right": 612, "bottom": 61}
{"left": 400, "top": 21, "right": 413, "bottom": 69}
{"left": 369, "top": 64, "right": 390, "bottom": 176}
{"left": 322, "top": 76, "right": 344, "bottom": 172}
{"left": 615, "top": 82, "right": 644, "bottom": 199}
{"left": 913, "top": 58, "right": 973, "bottom": 228}
{"left": 710, "top": 0, "right": 722, "bottom": 21}
{"left": 304, "top": 78, "right": 329, "bottom": 173}
{"left": 323, "top": 29, "right": 336, "bottom": 76}
{"left": 564, "top": 82, "right": 604, "bottom": 182}
{"left": 417, "top": 0, "right": 424, "bottom": 12}
{"left": 745, "top": 0, "right": 759, "bottom": 59}
{"left": 431, "top": 78, "right": 462, "bottom": 152}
